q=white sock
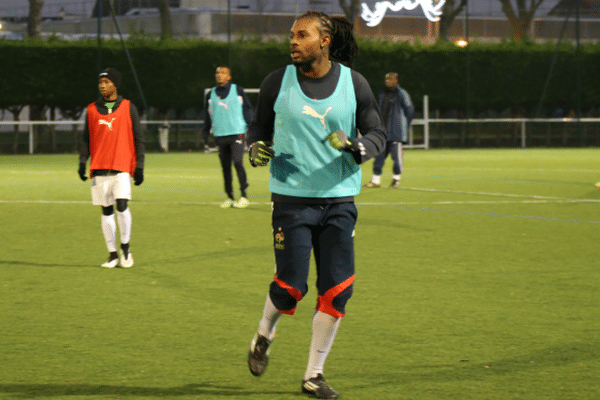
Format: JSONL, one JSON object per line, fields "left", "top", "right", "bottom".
{"left": 371, "top": 175, "right": 381, "bottom": 185}
{"left": 101, "top": 214, "right": 117, "bottom": 253}
{"left": 257, "top": 295, "right": 281, "bottom": 341}
{"left": 117, "top": 208, "right": 132, "bottom": 245}
{"left": 393, "top": 174, "right": 401, "bottom": 181}
{"left": 304, "top": 311, "right": 341, "bottom": 381}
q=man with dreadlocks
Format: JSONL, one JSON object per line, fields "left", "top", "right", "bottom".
{"left": 246, "top": 11, "right": 387, "bottom": 399}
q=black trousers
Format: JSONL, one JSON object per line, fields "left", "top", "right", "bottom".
{"left": 215, "top": 134, "right": 248, "bottom": 199}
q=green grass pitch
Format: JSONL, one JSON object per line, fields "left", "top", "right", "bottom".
{"left": 1, "top": 148, "right": 599, "bottom": 400}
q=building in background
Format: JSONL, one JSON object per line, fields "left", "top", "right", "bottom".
{"left": 2, "top": 0, "right": 565, "bottom": 19}
{"left": 549, "top": 0, "right": 600, "bottom": 17}
{"left": 1, "top": 0, "right": 599, "bottom": 43}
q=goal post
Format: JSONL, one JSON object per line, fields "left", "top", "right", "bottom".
{"left": 405, "top": 95, "right": 429, "bottom": 150}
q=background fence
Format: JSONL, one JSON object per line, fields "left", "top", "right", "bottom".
{"left": 2, "top": 96, "right": 599, "bottom": 154}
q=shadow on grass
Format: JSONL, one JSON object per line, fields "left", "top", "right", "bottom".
{"left": 351, "top": 341, "right": 599, "bottom": 387}
{"left": 143, "top": 246, "right": 271, "bottom": 266}
{"left": 0, "top": 260, "right": 91, "bottom": 268}
{"left": 0, "top": 382, "right": 292, "bottom": 398}
{"left": 0, "top": 245, "right": 271, "bottom": 269}
{"left": 356, "top": 217, "right": 430, "bottom": 231}
{"left": 583, "top": 188, "right": 600, "bottom": 199}
{"left": 469, "top": 341, "right": 599, "bottom": 374}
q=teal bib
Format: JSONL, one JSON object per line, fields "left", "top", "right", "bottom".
{"left": 209, "top": 83, "right": 247, "bottom": 137}
{"left": 270, "top": 64, "right": 360, "bottom": 198}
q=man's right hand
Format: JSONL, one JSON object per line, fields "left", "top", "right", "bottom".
{"left": 248, "top": 141, "right": 275, "bottom": 167}
{"left": 78, "top": 163, "right": 88, "bottom": 181}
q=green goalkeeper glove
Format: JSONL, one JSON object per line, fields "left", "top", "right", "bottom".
{"left": 249, "top": 141, "right": 275, "bottom": 167}
{"left": 325, "top": 130, "right": 359, "bottom": 152}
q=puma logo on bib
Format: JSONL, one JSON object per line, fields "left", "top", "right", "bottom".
{"left": 302, "top": 105, "right": 332, "bottom": 130}
{"left": 99, "top": 118, "right": 116, "bottom": 130}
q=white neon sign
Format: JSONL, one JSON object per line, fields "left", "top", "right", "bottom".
{"left": 361, "top": 0, "right": 446, "bottom": 26}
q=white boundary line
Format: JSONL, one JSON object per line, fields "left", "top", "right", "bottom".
{"left": 394, "top": 186, "right": 600, "bottom": 202}
{"left": 2, "top": 198, "right": 598, "bottom": 224}
{"left": 0, "top": 198, "right": 598, "bottom": 206}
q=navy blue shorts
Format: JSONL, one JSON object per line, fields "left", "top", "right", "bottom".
{"left": 269, "top": 201, "right": 357, "bottom": 317}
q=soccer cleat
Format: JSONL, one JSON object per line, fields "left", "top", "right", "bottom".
{"left": 302, "top": 374, "right": 339, "bottom": 399}
{"left": 101, "top": 257, "right": 119, "bottom": 268}
{"left": 363, "top": 181, "right": 380, "bottom": 188}
{"left": 248, "top": 333, "right": 271, "bottom": 377}
{"left": 389, "top": 179, "right": 400, "bottom": 188}
{"left": 220, "top": 199, "right": 234, "bottom": 208}
{"left": 234, "top": 197, "right": 250, "bottom": 208}
{"left": 119, "top": 250, "right": 134, "bottom": 268}
{"left": 596, "top": 182, "right": 600, "bottom": 188}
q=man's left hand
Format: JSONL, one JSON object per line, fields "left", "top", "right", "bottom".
{"left": 134, "top": 168, "right": 144, "bottom": 186}
{"left": 325, "top": 130, "right": 358, "bottom": 152}
{"left": 78, "top": 163, "right": 88, "bottom": 181}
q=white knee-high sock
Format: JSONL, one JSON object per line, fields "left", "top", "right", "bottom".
{"left": 116, "top": 208, "right": 132, "bottom": 245}
{"left": 304, "top": 311, "right": 341, "bottom": 381}
{"left": 101, "top": 214, "right": 117, "bottom": 252}
{"left": 257, "top": 294, "right": 282, "bottom": 341}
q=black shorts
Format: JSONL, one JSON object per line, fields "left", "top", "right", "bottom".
{"left": 269, "top": 201, "right": 357, "bottom": 317}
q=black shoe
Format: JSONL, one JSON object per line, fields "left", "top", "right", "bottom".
{"left": 248, "top": 333, "right": 271, "bottom": 377}
{"left": 389, "top": 179, "right": 400, "bottom": 188}
{"left": 302, "top": 374, "right": 339, "bottom": 399}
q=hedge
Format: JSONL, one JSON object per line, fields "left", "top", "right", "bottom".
{"left": 1, "top": 37, "right": 598, "bottom": 117}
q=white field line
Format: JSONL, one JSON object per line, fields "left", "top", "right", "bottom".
{"left": 393, "top": 186, "right": 600, "bottom": 202}
{"left": 2, "top": 195, "right": 599, "bottom": 223}
{"left": 1, "top": 183, "right": 598, "bottom": 206}
{"left": 0, "top": 199, "right": 597, "bottom": 206}
{"left": 411, "top": 168, "right": 600, "bottom": 173}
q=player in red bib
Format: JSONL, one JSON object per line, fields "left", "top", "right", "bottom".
{"left": 79, "top": 68, "right": 145, "bottom": 268}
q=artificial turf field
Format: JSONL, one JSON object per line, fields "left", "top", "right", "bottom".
{"left": 1, "top": 148, "right": 599, "bottom": 400}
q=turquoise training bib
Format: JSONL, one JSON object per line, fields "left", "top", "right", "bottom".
{"left": 209, "top": 83, "right": 247, "bottom": 137}
{"left": 270, "top": 64, "right": 361, "bottom": 198}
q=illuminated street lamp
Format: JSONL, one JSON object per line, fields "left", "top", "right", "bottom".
{"left": 455, "top": 38, "right": 468, "bottom": 47}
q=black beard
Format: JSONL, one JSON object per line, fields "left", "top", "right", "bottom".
{"left": 292, "top": 52, "right": 319, "bottom": 73}
{"left": 293, "top": 60, "right": 315, "bottom": 73}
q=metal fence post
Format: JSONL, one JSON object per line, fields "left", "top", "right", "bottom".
{"left": 521, "top": 120, "right": 526, "bottom": 148}
{"left": 29, "top": 123, "right": 34, "bottom": 154}
{"left": 423, "top": 95, "right": 429, "bottom": 150}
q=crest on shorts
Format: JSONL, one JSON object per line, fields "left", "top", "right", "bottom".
{"left": 275, "top": 227, "right": 285, "bottom": 250}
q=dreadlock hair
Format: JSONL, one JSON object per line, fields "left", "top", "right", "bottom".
{"left": 297, "top": 11, "right": 359, "bottom": 68}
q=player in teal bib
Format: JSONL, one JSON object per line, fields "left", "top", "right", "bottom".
{"left": 246, "top": 12, "right": 387, "bottom": 399}
{"left": 203, "top": 66, "right": 254, "bottom": 208}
